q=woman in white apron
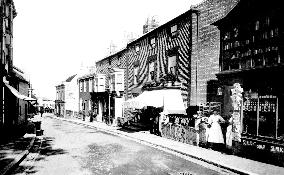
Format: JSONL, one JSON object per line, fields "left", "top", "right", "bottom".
{"left": 207, "top": 110, "right": 225, "bottom": 151}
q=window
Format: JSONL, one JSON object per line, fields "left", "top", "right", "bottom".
{"left": 110, "top": 74, "right": 115, "bottom": 91}
{"left": 94, "top": 78, "right": 98, "bottom": 92}
{"left": 98, "top": 76, "right": 105, "bottom": 92}
{"left": 265, "top": 17, "right": 270, "bottom": 26}
{"left": 80, "top": 81, "right": 83, "bottom": 92}
{"left": 168, "top": 55, "right": 177, "bottom": 75}
{"left": 150, "top": 37, "right": 156, "bottom": 48}
{"left": 89, "top": 100, "right": 92, "bottom": 111}
{"left": 117, "top": 56, "right": 121, "bottom": 66}
{"left": 89, "top": 79, "right": 92, "bottom": 92}
{"left": 134, "top": 67, "right": 138, "bottom": 85}
{"left": 84, "top": 80, "right": 87, "bottom": 92}
{"left": 148, "top": 61, "right": 155, "bottom": 81}
{"left": 255, "top": 21, "right": 259, "bottom": 31}
{"left": 116, "top": 74, "right": 124, "bottom": 91}
{"left": 243, "top": 93, "right": 279, "bottom": 139}
{"left": 135, "top": 45, "right": 140, "bottom": 53}
{"left": 170, "top": 24, "right": 178, "bottom": 37}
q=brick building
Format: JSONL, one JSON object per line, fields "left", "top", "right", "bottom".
{"left": 78, "top": 73, "right": 95, "bottom": 121}
{"left": 190, "top": 0, "right": 239, "bottom": 106}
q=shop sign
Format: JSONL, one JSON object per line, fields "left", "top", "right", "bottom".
{"left": 242, "top": 139, "right": 284, "bottom": 153}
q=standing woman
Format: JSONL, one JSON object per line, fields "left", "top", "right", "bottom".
{"left": 207, "top": 110, "right": 225, "bottom": 151}
{"left": 226, "top": 110, "right": 233, "bottom": 153}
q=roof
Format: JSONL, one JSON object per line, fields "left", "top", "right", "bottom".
{"left": 65, "top": 74, "right": 77, "bottom": 82}
{"left": 77, "top": 73, "right": 96, "bottom": 81}
{"left": 96, "top": 47, "right": 127, "bottom": 64}
{"left": 127, "top": 8, "right": 197, "bottom": 46}
{"left": 13, "top": 66, "right": 29, "bottom": 83}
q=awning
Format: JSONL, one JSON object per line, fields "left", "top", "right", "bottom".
{"left": 4, "top": 80, "right": 37, "bottom": 101}
{"left": 123, "top": 89, "right": 186, "bottom": 115}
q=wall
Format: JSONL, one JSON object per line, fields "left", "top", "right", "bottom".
{"left": 190, "top": 0, "right": 239, "bottom": 106}
{"left": 65, "top": 75, "right": 79, "bottom": 116}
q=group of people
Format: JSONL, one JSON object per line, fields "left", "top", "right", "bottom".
{"left": 195, "top": 110, "right": 233, "bottom": 152}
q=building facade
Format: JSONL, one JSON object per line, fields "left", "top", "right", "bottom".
{"left": 190, "top": 0, "right": 239, "bottom": 106}
{"left": 214, "top": 0, "right": 284, "bottom": 165}
{"left": 64, "top": 74, "right": 79, "bottom": 118}
{"left": 55, "top": 83, "right": 65, "bottom": 117}
{"left": 78, "top": 73, "right": 95, "bottom": 120}
{"left": 95, "top": 48, "right": 127, "bottom": 125}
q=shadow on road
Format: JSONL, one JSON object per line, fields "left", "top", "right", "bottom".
{"left": 11, "top": 136, "right": 68, "bottom": 174}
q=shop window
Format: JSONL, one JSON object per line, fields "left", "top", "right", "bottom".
{"left": 243, "top": 92, "right": 279, "bottom": 139}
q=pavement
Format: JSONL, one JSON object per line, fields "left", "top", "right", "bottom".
{"left": 0, "top": 133, "right": 36, "bottom": 175}
{"left": 2, "top": 113, "right": 284, "bottom": 175}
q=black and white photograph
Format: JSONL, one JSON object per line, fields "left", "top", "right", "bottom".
{"left": 1, "top": 0, "right": 284, "bottom": 174}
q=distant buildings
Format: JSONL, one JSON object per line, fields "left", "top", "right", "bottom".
{"left": 55, "top": 74, "right": 78, "bottom": 117}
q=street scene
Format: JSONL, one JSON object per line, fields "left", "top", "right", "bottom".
{"left": 11, "top": 115, "right": 233, "bottom": 175}
{"left": 1, "top": 0, "right": 284, "bottom": 174}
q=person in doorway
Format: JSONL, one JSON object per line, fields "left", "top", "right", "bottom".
{"left": 207, "top": 110, "right": 225, "bottom": 151}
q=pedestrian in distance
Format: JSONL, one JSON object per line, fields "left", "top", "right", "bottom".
{"left": 40, "top": 107, "right": 44, "bottom": 117}
{"left": 207, "top": 110, "right": 225, "bottom": 151}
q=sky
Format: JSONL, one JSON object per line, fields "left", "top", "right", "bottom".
{"left": 13, "top": 0, "right": 203, "bottom": 100}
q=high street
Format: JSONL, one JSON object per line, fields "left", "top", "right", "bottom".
{"left": 11, "top": 116, "right": 235, "bottom": 175}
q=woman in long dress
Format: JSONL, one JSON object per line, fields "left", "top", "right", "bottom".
{"left": 207, "top": 110, "right": 225, "bottom": 151}
{"left": 226, "top": 115, "right": 233, "bottom": 149}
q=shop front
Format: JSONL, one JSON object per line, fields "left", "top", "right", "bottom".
{"left": 217, "top": 66, "right": 284, "bottom": 166}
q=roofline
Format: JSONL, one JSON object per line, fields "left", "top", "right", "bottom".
{"left": 96, "top": 47, "right": 127, "bottom": 63}
{"left": 126, "top": 9, "right": 198, "bottom": 47}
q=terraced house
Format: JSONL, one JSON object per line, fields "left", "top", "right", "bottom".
{"left": 94, "top": 48, "right": 127, "bottom": 125}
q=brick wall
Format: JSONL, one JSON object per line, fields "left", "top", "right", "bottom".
{"left": 190, "top": 0, "right": 239, "bottom": 106}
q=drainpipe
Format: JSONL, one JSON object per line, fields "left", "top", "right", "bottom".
{"left": 192, "top": 9, "right": 199, "bottom": 106}
{"left": 195, "top": 11, "right": 199, "bottom": 106}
